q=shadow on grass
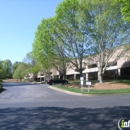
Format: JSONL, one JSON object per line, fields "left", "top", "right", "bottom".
{"left": 0, "top": 106, "right": 130, "bottom": 130}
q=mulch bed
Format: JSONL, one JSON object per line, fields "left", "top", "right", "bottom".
{"left": 63, "top": 82, "right": 130, "bottom": 90}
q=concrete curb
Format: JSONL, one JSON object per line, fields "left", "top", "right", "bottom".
{"left": 48, "top": 86, "right": 95, "bottom": 97}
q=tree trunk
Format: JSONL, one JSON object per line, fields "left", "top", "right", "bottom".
{"left": 33, "top": 74, "right": 37, "bottom": 82}
{"left": 98, "top": 70, "right": 103, "bottom": 83}
{"left": 63, "top": 69, "right": 66, "bottom": 79}
{"left": 79, "top": 69, "right": 83, "bottom": 77}
{"left": 63, "top": 74, "right": 66, "bottom": 80}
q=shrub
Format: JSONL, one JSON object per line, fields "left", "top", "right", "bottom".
{"left": 0, "top": 79, "right": 3, "bottom": 82}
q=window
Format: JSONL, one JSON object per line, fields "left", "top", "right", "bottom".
{"left": 88, "top": 64, "right": 97, "bottom": 69}
{"left": 107, "top": 62, "right": 117, "bottom": 67}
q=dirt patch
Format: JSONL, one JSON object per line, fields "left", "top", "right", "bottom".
{"left": 65, "top": 82, "right": 130, "bottom": 90}
{"left": 91, "top": 82, "right": 130, "bottom": 90}
{"left": 3, "top": 79, "right": 20, "bottom": 82}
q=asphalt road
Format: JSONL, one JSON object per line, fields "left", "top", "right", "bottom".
{"left": 0, "top": 82, "right": 130, "bottom": 130}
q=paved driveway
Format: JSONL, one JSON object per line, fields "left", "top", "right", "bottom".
{"left": 0, "top": 82, "right": 130, "bottom": 130}
{"left": 0, "top": 82, "right": 130, "bottom": 108}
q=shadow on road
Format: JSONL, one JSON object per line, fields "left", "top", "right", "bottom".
{"left": 0, "top": 106, "right": 129, "bottom": 130}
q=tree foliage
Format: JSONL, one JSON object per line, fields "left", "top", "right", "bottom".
{"left": 81, "top": 0, "right": 130, "bottom": 83}
{"left": 32, "top": 0, "right": 93, "bottom": 77}
{"left": 3, "top": 59, "right": 12, "bottom": 78}
{"left": 12, "top": 61, "right": 21, "bottom": 74}
{"left": 32, "top": 18, "right": 55, "bottom": 70}
{"left": 117, "top": 0, "right": 130, "bottom": 22}
{"left": 0, "top": 60, "right": 6, "bottom": 79}
{"left": 32, "top": 17, "right": 69, "bottom": 78}
{"left": 54, "top": 0, "right": 94, "bottom": 77}
{"left": 32, "top": 0, "right": 130, "bottom": 83}
{"left": 23, "top": 52, "right": 42, "bottom": 81}
{"left": 13, "top": 62, "right": 30, "bottom": 80}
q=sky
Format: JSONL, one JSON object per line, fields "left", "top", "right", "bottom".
{"left": 0, "top": 0, "right": 63, "bottom": 64}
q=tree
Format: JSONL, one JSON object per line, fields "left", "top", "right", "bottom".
{"left": 53, "top": 0, "right": 93, "bottom": 77}
{"left": 32, "top": 18, "right": 69, "bottom": 79}
{"left": 12, "top": 61, "right": 21, "bottom": 74}
{"left": 0, "top": 60, "right": 6, "bottom": 79}
{"left": 33, "top": 18, "right": 55, "bottom": 71}
{"left": 117, "top": 0, "right": 130, "bottom": 22}
{"left": 13, "top": 62, "right": 30, "bottom": 81}
{"left": 32, "top": 0, "right": 129, "bottom": 83}
{"left": 23, "top": 52, "right": 42, "bottom": 81}
{"left": 32, "top": 0, "right": 92, "bottom": 78}
{"left": 3, "top": 59, "right": 12, "bottom": 78}
{"left": 81, "top": 0, "right": 130, "bottom": 83}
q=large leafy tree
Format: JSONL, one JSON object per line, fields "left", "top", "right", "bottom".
{"left": 32, "top": 18, "right": 69, "bottom": 79}
{"left": 13, "top": 62, "right": 30, "bottom": 81}
{"left": 53, "top": 0, "right": 93, "bottom": 77}
{"left": 32, "top": 0, "right": 93, "bottom": 78}
{"left": 32, "top": 0, "right": 129, "bottom": 83}
{"left": 23, "top": 52, "right": 42, "bottom": 81}
{"left": 3, "top": 59, "right": 12, "bottom": 78}
{"left": 33, "top": 18, "right": 55, "bottom": 71}
{"left": 81, "top": 0, "right": 130, "bottom": 83}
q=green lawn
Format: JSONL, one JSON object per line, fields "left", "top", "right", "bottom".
{"left": 54, "top": 85, "right": 130, "bottom": 95}
{"left": 114, "top": 80, "right": 130, "bottom": 85}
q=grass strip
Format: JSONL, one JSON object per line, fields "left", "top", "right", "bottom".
{"left": 54, "top": 85, "right": 130, "bottom": 95}
{"left": 114, "top": 80, "right": 130, "bottom": 85}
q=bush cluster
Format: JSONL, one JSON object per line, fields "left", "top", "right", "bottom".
{"left": 0, "top": 79, "right": 2, "bottom": 82}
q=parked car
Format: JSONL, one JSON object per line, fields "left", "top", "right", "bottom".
{"left": 47, "top": 78, "right": 68, "bottom": 85}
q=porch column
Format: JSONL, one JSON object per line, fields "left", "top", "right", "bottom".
{"left": 74, "top": 74, "right": 76, "bottom": 80}
{"left": 40, "top": 77, "right": 42, "bottom": 82}
{"left": 86, "top": 65, "right": 89, "bottom": 81}
{"left": 118, "top": 68, "right": 121, "bottom": 76}
{"left": 86, "top": 73, "right": 88, "bottom": 81}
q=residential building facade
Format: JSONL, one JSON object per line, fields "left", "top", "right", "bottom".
{"left": 24, "top": 46, "right": 130, "bottom": 82}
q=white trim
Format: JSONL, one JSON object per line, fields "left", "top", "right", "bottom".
{"left": 37, "top": 76, "right": 44, "bottom": 78}
{"left": 106, "top": 66, "right": 118, "bottom": 70}
{"left": 86, "top": 67, "right": 98, "bottom": 73}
